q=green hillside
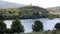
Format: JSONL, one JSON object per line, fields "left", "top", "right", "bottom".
{"left": 0, "top": 6, "right": 49, "bottom": 19}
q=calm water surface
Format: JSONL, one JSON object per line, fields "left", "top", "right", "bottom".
{"left": 4, "top": 18, "right": 60, "bottom": 33}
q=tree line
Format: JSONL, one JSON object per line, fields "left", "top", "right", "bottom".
{"left": 0, "top": 18, "right": 60, "bottom": 34}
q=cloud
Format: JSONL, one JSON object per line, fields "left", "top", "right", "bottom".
{"left": 0, "top": 0, "right": 5, "bottom": 1}
{"left": 1, "top": 0, "right": 60, "bottom": 8}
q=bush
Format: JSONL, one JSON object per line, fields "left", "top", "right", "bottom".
{"left": 11, "top": 18, "right": 24, "bottom": 33}
{"left": 32, "top": 20, "right": 43, "bottom": 32}
{"left": 55, "top": 23, "right": 60, "bottom": 30}
{"left": 0, "top": 20, "right": 7, "bottom": 34}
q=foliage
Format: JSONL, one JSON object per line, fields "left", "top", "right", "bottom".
{"left": 55, "top": 23, "right": 60, "bottom": 30}
{"left": 32, "top": 20, "right": 43, "bottom": 32}
{"left": 11, "top": 18, "right": 24, "bottom": 33}
{"left": 0, "top": 6, "right": 49, "bottom": 20}
{"left": 48, "top": 14, "right": 54, "bottom": 19}
{"left": 6, "top": 28, "right": 12, "bottom": 34}
{"left": 0, "top": 20, "right": 7, "bottom": 34}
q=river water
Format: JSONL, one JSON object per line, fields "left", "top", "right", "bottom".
{"left": 4, "top": 18, "right": 60, "bottom": 33}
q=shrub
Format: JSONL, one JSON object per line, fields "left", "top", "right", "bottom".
{"left": 11, "top": 18, "right": 24, "bottom": 33}
{"left": 32, "top": 20, "right": 43, "bottom": 32}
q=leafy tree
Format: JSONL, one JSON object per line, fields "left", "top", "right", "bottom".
{"left": 6, "top": 28, "right": 13, "bottom": 34}
{"left": 11, "top": 18, "right": 24, "bottom": 33}
{"left": 0, "top": 13, "right": 3, "bottom": 20}
{"left": 55, "top": 23, "right": 60, "bottom": 30}
{"left": 0, "top": 20, "right": 7, "bottom": 34}
{"left": 48, "top": 14, "right": 54, "bottom": 19}
{"left": 32, "top": 20, "right": 43, "bottom": 32}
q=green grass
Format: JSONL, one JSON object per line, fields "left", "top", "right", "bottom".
{"left": 3, "top": 31, "right": 60, "bottom": 34}
{"left": 4, "top": 33, "right": 25, "bottom": 34}
{"left": 28, "top": 32, "right": 45, "bottom": 34}
{"left": 27, "top": 30, "right": 60, "bottom": 34}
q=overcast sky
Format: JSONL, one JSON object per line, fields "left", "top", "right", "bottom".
{"left": 1, "top": 0, "right": 60, "bottom": 8}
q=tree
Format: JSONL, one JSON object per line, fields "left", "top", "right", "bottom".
{"left": 32, "top": 20, "right": 43, "bottom": 32}
{"left": 55, "top": 23, "right": 60, "bottom": 30}
{"left": 11, "top": 18, "right": 24, "bottom": 33}
{"left": 6, "top": 28, "right": 12, "bottom": 34}
{"left": 0, "top": 13, "right": 3, "bottom": 20}
{"left": 48, "top": 14, "right": 54, "bottom": 19}
{"left": 0, "top": 20, "right": 7, "bottom": 34}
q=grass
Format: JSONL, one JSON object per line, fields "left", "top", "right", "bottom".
{"left": 3, "top": 30, "right": 60, "bottom": 34}
{"left": 27, "top": 30, "right": 60, "bottom": 34}
{"left": 4, "top": 33, "right": 25, "bottom": 34}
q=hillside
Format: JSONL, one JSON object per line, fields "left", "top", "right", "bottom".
{"left": 46, "top": 6, "right": 60, "bottom": 12}
{"left": 0, "top": 6, "right": 48, "bottom": 19}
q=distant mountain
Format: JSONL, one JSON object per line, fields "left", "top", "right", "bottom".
{"left": 46, "top": 6, "right": 60, "bottom": 12}
{"left": 0, "top": 1, "right": 26, "bottom": 8}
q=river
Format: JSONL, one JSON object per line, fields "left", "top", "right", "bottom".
{"left": 4, "top": 18, "right": 60, "bottom": 33}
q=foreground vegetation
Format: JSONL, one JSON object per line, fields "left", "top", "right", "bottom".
{"left": 0, "top": 18, "right": 60, "bottom": 34}
{"left": 0, "top": 6, "right": 60, "bottom": 34}
{"left": 0, "top": 19, "right": 24, "bottom": 34}
{"left": 27, "top": 30, "right": 60, "bottom": 34}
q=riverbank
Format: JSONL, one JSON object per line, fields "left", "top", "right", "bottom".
{"left": 2, "top": 18, "right": 60, "bottom": 20}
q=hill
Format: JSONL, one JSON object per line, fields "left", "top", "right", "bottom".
{"left": 46, "top": 6, "right": 60, "bottom": 12}
{"left": 0, "top": 6, "right": 48, "bottom": 19}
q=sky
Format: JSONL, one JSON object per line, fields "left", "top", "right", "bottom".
{"left": 1, "top": 0, "right": 60, "bottom": 8}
